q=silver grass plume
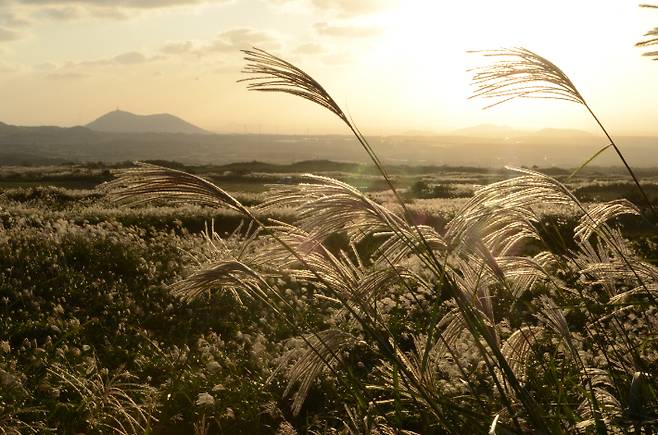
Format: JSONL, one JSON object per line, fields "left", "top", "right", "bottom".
{"left": 448, "top": 168, "right": 649, "bottom": 293}
{"left": 240, "top": 48, "right": 348, "bottom": 124}
{"left": 455, "top": 259, "right": 498, "bottom": 329}
{"left": 193, "top": 220, "right": 262, "bottom": 265}
{"left": 470, "top": 49, "right": 656, "bottom": 217}
{"left": 574, "top": 390, "right": 621, "bottom": 431}
{"left": 574, "top": 376, "right": 622, "bottom": 432}
{"left": 637, "top": 4, "right": 658, "bottom": 60}
{"left": 581, "top": 258, "right": 658, "bottom": 286}
{"left": 283, "top": 329, "right": 356, "bottom": 416}
{"left": 374, "top": 224, "right": 447, "bottom": 266}
{"left": 258, "top": 174, "right": 408, "bottom": 246}
{"left": 469, "top": 48, "right": 585, "bottom": 109}
{"left": 102, "top": 162, "right": 250, "bottom": 217}
{"left": 169, "top": 260, "right": 267, "bottom": 303}
{"left": 608, "top": 283, "right": 658, "bottom": 304}
{"left": 48, "top": 361, "right": 157, "bottom": 434}
{"left": 262, "top": 223, "right": 424, "bottom": 303}
{"left": 239, "top": 48, "right": 388, "bottom": 174}
{"left": 340, "top": 404, "right": 420, "bottom": 435}
{"left": 574, "top": 199, "right": 640, "bottom": 243}
{"left": 500, "top": 326, "right": 544, "bottom": 383}
{"left": 239, "top": 47, "right": 443, "bottom": 270}
{"left": 373, "top": 354, "right": 442, "bottom": 419}
{"left": 575, "top": 224, "right": 656, "bottom": 294}
{"left": 575, "top": 236, "right": 616, "bottom": 295}
{"left": 538, "top": 296, "right": 579, "bottom": 362}
{"left": 446, "top": 167, "right": 574, "bottom": 256}
{"left": 496, "top": 252, "right": 559, "bottom": 298}
{"left": 432, "top": 308, "right": 469, "bottom": 359}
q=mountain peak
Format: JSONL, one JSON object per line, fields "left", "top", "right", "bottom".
{"left": 453, "top": 124, "right": 523, "bottom": 137}
{"left": 537, "top": 127, "right": 597, "bottom": 137}
{"left": 86, "top": 110, "right": 208, "bottom": 135}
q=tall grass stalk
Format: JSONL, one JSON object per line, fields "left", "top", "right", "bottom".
{"left": 637, "top": 4, "right": 658, "bottom": 60}
{"left": 469, "top": 47, "right": 657, "bottom": 220}
{"left": 106, "top": 47, "right": 658, "bottom": 433}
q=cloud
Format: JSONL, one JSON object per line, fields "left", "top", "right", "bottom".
{"left": 0, "top": 8, "right": 31, "bottom": 42}
{"left": 294, "top": 42, "right": 324, "bottom": 55}
{"left": 323, "top": 51, "right": 352, "bottom": 65}
{"left": 36, "top": 7, "right": 84, "bottom": 20}
{"left": 57, "top": 50, "right": 160, "bottom": 69}
{"left": 273, "top": 0, "right": 395, "bottom": 17}
{"left": 46, "top": 71, "right": 89, "bottom": 80}
{"left": 16, "top": 0, "right": 230, "bottom": 9}
{"left": 0, "top": 61, "right": 19, "bottom": 73}
{"left": 208, "top": 28, "right": 280, "bottom": 52}
{"left": 311, "top": 0, "right": 394, "bottom": 16}
{"left": 160, "top": 28, "right": 280, "bottom": 57}
{"left": 113, "top": 51, "right": 148, "bottom": 64}
{"left": 0, "top": 10, "right": 31, "bottom": 27}
{"left": 0, "top": 26, "right": 22, "bottom": 41}
{"left": 161, "top": 41, "right": 196, "bottom": 55}
{"left": 5, "top": 0, "right": 231, "bottom": 23}
{"left": 34, "top": 62, "right": 57, "bottom": 71}
{"left": 314, "top": 21, "right": 381, "bottom": 38}
{"left": 23, "top": 49, "right": 161, "bottom": 81}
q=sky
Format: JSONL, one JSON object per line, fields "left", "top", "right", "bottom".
{"left": 0, "top": 0, "right": 657, "bottom": 135}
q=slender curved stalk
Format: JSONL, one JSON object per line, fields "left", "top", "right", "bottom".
{"left": 583, "top": 104, "right": 656, "bottom": 219}
{"left": 470, "top": 48, "right": 656, "bottom": 220}
{"left": 636, "top": 4, "right": 658, "bottom": 60}
{"left": 240, "top": 47, "right": 552, "bottom": 432}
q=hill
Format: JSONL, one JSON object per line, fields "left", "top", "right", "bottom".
{"left": 0, "top": 122, "right": 656, "bottom": 168}
{"left": 86, "top": 110, "right": 208, "bottom": 135}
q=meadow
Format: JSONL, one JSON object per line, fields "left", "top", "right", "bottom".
{"left": 3, "top": 31, "right": 658, "bottom": 433}
{"left": 0, "top": 156, "right": 656, "bottom": 433}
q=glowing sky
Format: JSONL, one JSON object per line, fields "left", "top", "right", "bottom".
{"left": 0, "top": 0, "right": 657, "bottom": 134}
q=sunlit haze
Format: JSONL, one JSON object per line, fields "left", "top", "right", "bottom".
{"left": 1, "top": 0, "right": 657, "bottom": 135}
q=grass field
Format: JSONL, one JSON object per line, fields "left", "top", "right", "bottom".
{"left": 1, "top": 160, "right": 657, "bottom": 433}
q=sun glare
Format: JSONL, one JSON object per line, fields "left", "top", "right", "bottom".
{"left": 348, "top": 1, "right": 658, "bottom": 134}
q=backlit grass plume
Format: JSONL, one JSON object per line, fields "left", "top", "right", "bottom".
{"left": 103, "top": 162, "right": 250, "bottom": 217}
{"left": 103, "top": 47, "right": 658, "bottom": 433}
{"left": 239, "top": 48, "right": 408, "bottom": 215}
{"left": 637, "top": 4, "right": 658, "bottom": 60}
{"left": 47, "top": 361, "right": 157, "bottom": 434}
{"left": 240, "top": 48, "right": 348, "bottom": 124}
{"left": 469, "top": 47, "right": 585, "bottom": 108}
{"left": 470, "top": 48, "right": 656, "bottom": 218}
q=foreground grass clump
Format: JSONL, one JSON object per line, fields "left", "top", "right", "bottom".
{"left": 98, "top": 46, "right": 658, "bottom": 432}
{"left": 4, "top": 14, "right": 658, "bottom": 430}
{"left": 0, "top": 217, "right": 305, "bottom": 433}
{"left": 105, "top": 162, "right": 658, "bottom": 433}
{"left": 3, "top": 169, "right": 656, "bottom": 432}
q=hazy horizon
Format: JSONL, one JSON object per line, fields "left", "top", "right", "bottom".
{"left": 1, "top": 1, "right": 657, "bottom": 136}
{"left": 0, "top": 108, "right": 609, "bottom": 137}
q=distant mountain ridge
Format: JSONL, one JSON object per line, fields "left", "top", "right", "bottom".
{"left": 0, "top": 121, "right": 656, "bottom": 167}
{"left": 454, "top": 124, "right": 597, "bottom": 139}
{"left": 86, "top": 110, "right": 208, "bottom": 135}
{"left": 453, "top": 124, "right": 522, "bottom": 137}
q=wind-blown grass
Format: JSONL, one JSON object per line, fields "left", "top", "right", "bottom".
{"left": 638, "top": 4, "right": 658, "bottom": 60}
{"left": 469, "top": 47, "right": 657, "bottom": 219}
{"left": 105, "top": 48, "right": 658, "bottom": 433}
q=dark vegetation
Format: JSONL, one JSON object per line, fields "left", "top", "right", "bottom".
{"left": 2, "top": 160, "right": 658, "bottom": 200}
{"left": 1, "top": 160, "right": 656, "bottom": 432}
{"left": 3, "top": 8, "right": 658, "bottom": 431}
